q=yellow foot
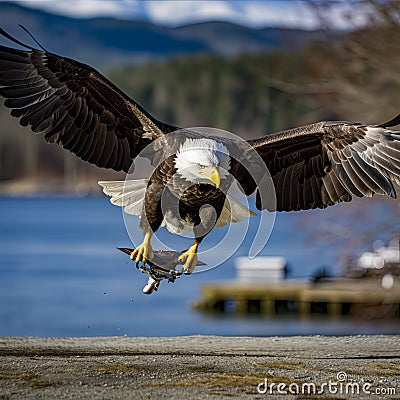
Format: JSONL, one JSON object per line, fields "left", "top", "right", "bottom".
{"left": 179, "top": 243, "right": 199, "bottom": 274}
{"left": 130, "top": 233, "right": 154, "bottom": 263}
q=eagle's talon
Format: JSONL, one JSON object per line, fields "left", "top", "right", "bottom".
{"left": 130, "top": 241, "right": 154, "bottom": 264}
{"left": 178, "top": 245, "right": 199, "bottom": 274}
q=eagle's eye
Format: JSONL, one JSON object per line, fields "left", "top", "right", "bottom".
{"left": 198, "top": 165, "right": 206, "bottom": 170}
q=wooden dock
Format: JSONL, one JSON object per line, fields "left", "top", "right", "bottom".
{"left": 192, "top": 279, "right": 400, "bottom": 319}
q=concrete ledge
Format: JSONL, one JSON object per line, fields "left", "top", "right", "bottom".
{"left": 0, "top": 336, "right": 399, "bottom": 399}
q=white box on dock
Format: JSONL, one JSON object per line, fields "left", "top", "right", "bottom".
{"left": 235, "top": 256, "right": 286, "bottom": 282}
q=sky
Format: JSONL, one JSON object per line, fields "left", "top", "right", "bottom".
{"left": 11, "top": 0, "right": 372, "bottom": 29}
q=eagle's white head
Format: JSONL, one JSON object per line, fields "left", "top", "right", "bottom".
{"left": 174, "top": 138, "right": 230, "bottom": 187}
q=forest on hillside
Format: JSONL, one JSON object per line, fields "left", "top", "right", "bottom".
{"left": 0, "top": 1, "right": 399, "bottom": 194}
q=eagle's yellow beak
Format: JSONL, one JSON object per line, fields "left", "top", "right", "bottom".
{"left": 208, "top": 166, "right": 220, "bottom": 189}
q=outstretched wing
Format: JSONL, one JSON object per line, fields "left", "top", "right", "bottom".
{"left": 236, "top": 115, "right": 400, "bottom": 211}
{"left": 0, "top": 28, "right": 178, "bottom": 172}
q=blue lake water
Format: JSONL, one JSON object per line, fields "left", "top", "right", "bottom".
{"left": 0, "top": 196, "right": 399, "bottom": 337}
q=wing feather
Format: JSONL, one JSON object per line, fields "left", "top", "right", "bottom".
{"left": 238, "top": 116, "right": 400, "bottom": 211}
{"left": 0, "top": 30, "right": 179, "bottom": 172}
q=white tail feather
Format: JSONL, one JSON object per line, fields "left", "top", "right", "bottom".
{"left": 98, "top": 180, "right": 148, "bottom": 216}
{"left": 215, "top": 194, "right": 256, "bottom": 228}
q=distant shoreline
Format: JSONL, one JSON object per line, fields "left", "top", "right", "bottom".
{"left": 0, "top": 179, "right": 104, "bottom": 197}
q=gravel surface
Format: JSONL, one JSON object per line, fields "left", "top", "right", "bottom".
{"left": 0, "top": 335, "right": 399, "bottom": 399}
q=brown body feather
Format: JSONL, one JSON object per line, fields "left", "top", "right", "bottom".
{"left": 142, "top": 155, "right": 227, "bottom": 239}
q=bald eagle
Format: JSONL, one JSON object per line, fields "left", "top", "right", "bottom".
{"left": 1, "top": 28, "right": 400, "bottom": 273}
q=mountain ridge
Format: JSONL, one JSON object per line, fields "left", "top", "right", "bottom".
{"left": 0, "top": 2, "right": 325, "bottom": 68}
